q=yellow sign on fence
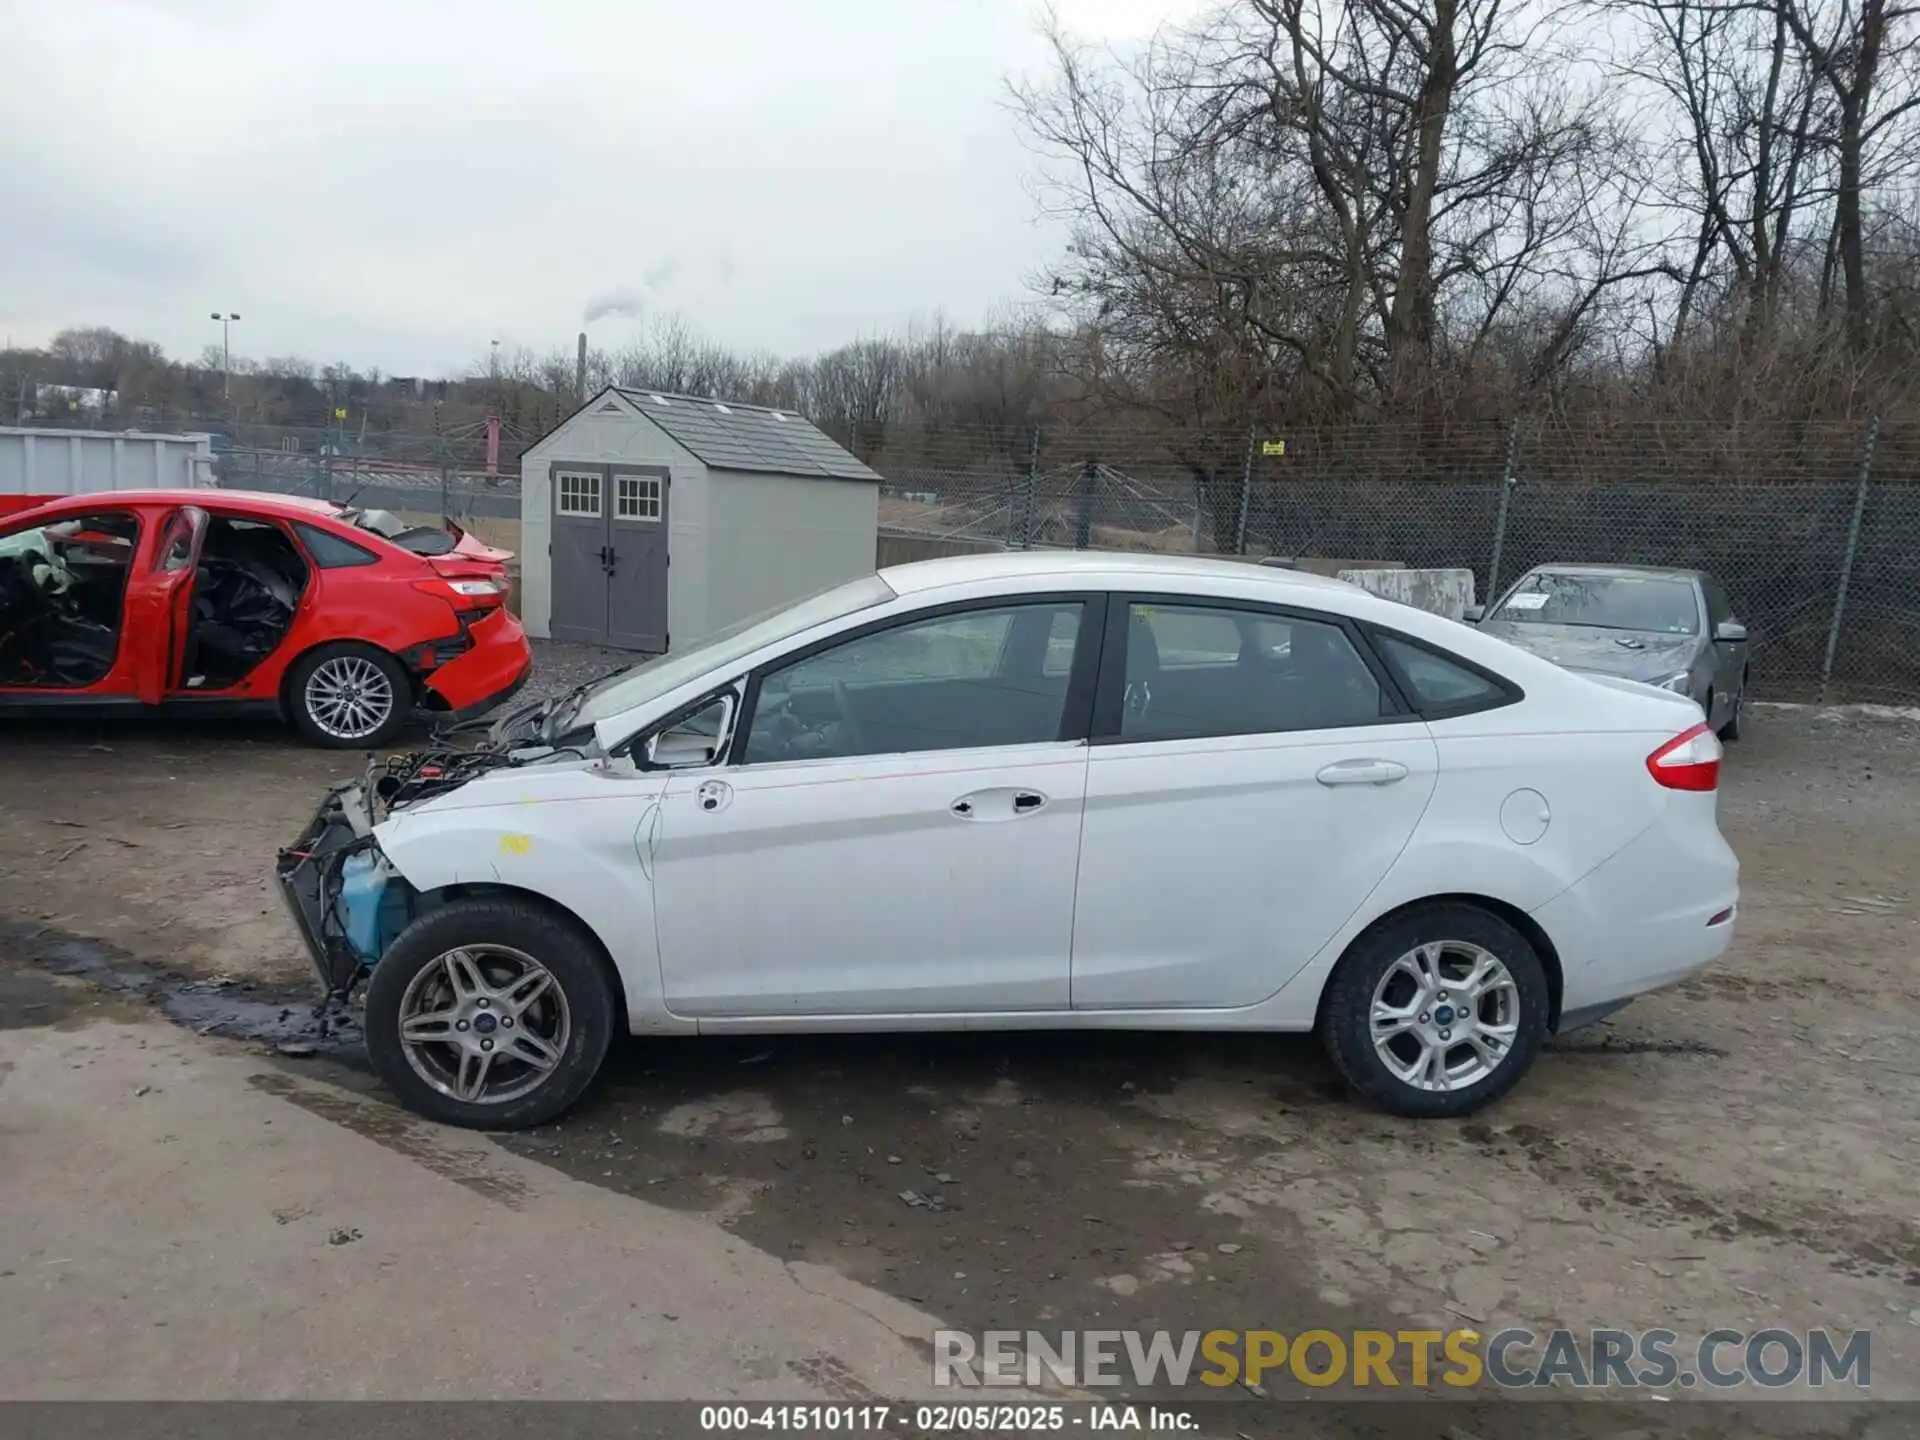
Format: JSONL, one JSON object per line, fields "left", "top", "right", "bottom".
{"left": 1261, "top": 439, "right": 1287, "bottom": 456}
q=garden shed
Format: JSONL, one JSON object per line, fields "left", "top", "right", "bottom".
{"left": 518, "top": 388, "right": 881, "bottom": 652}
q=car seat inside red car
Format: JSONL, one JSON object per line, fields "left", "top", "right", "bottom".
{"left": 185, "top": 516, "right": 311, "bottom": 690}
{"left": 0, "top": 513, "right": 137, "bottom": 688}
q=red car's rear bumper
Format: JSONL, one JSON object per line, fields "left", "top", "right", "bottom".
{"left": 423, "top": 608, "right": 532, "bottom": 716}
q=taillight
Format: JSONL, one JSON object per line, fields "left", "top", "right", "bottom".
{"left": 412, "top": 576, "right": 505, "bottom": 607}
{"left": 1646, "top": 722, "right": 1722, "bottom": 791}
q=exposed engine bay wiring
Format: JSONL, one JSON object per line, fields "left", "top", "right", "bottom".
{"left": 369, "top": 748, "right": 515, "bottom": 814}
{"left": 366, "top": 743, "right": 592, "bottom": 819}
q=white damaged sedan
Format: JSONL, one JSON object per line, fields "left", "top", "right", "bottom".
{"left": 278, "top": 551, "right": 1738, "bottom": 1129}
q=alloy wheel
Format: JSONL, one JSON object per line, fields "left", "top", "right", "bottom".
{"left": 397, "top": 945, "right": 573, "bottom": 1105}
{"left": 303, "top": 655, "right": 396, "bottom": 742}
{"left": 1368, "top": 941, "right": 1520, "bottom": 1092}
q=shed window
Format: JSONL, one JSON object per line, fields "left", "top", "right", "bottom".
{"left": 616, "top": 475, "right": 662, "bottom": 522}
{"left": 556, "top": 471, "right": 602, "bottom": 517}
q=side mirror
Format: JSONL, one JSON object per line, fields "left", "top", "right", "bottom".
{"left": 1462, "top": 603, "right": 1485, "bottom": 623}
{"left": 1714, "top": 619, "right": 1748, "bottom": 643}
{"left": 647, "top": 730, "right": 720, "bottom": 768}
{"left": 642, "top": 694, "right": 735, "bottom": 769}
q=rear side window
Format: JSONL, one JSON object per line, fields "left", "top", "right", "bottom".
{"left": 295, "top": 522, "right": 379, "bottom": 569}
{"left": 1115, "top": 602, "right": 1392, "bottom": 741}
{"left": 1372, "top": 632, "right": 1514, "bottom": 717}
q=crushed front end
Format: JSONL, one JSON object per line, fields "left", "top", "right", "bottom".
{"left": 275, "top": 779, "right": 386, "bottom": 998}
{"left": 275, "top": 750, "right": 513, "bottom": 999}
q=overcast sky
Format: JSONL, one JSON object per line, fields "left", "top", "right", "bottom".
{"left": 0, "top": 0, "right": 1204, "bottom": 377}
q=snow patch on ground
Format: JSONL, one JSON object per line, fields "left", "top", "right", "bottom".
{"left": 1754, "top": 701, "right": 1920, "bottom": 722}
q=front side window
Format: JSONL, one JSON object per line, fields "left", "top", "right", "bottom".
{"left": 1117, "top": 601, "right": 1389, "bottom": 741}
{"left": 742, "top": 601, "right": 1086, "bottom": 763}
{"left": 1702, "top": 578, "right": 1733, "bottom": 628}
{"left": 0, "top": 511, "right": 141, "bottom": 688}
{"left": 1492, "top": 571, "right": 1701, "bottom": 635}
{"left": 571, "top": 572, "right": 898, "bottom": 731}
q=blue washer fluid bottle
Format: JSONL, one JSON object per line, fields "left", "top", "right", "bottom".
{"left": 338, "top": 850, "right": 408, "bottom": 965}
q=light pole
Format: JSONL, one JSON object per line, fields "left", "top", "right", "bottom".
{"left": 210, "top": 312, "right": 241, "bottom": 400}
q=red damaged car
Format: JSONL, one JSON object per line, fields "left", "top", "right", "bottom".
{"left": 0, "top": 489, "right": 531, "bottom": 747}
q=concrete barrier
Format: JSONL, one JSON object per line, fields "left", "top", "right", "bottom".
{"left": 1336, "top": 566, "right": 1477, "bottom": 621}
{"left": 877, "top": 531, "right": 1005, "bottom": 568}
{"left": 1259, "top": 556, "right": 1405, "bottom": 576}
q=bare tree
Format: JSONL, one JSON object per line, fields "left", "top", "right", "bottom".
{"left": 1777, "top": 0, "right": 1920, "bottom": 348}
{"left": 1603, "top": 0, "right": 1835, "bottom": 351}
{"left": 1012, "top": 0, "right": 1657, "bottom": 415}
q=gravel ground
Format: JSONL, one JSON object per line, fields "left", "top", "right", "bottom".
{"left": 524, "top": 637, "right": 637, "bottom": 700}
{"left": 2, "top": 639, "right": 1917, "bottom": 1405}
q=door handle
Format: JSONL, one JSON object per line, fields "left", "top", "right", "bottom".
{"left": 950, "top": 789, "right": 1049, "bottom": 821}
{"left": 1316, "top": 759, "right": 1409, "bottom": 787}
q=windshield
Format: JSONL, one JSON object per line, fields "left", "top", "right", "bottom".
{"left": 571, "top": 573, "right": 899, "bottom": 729}
{"left": 1493, "top": 572, "right": 1700, "bottom": 635}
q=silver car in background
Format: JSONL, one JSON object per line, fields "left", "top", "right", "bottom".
{"left": 1467, "top": 564, "right": 1751, "bottom": 739}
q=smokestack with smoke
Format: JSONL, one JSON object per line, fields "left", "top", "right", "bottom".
{"left": 576, "top": 332, "right": 588, "bottom": 401}
{"left": 582, "top": 289, "right": 645, "bottom": 326}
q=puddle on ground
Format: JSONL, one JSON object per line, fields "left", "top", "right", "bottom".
{"left": 0, "top": 917, "right": 364, "bottom": 1062}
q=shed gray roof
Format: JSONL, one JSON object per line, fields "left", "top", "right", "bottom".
{"left": 610, "top": 388, "right": 879, "bottom": 483}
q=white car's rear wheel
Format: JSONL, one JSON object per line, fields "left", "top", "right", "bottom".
{"left": 363, "top": 897, "right": 616, "bottom": 1129}
{"left": 1321, "top": 903, "right": 1550, "bottom": 1118}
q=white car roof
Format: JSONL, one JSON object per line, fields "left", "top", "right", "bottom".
{"left": 878, "top": 549, "right": 1359, "bottom": 598}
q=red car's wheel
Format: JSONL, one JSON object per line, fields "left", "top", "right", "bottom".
{"left": 287, "top": 641, "right": 411, "bottom": 748}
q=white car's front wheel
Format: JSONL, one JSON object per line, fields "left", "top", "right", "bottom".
{"left": 363, "top": 897, "right": 617, "bottom": 1129}
{"left": 1321, "top": 903, "right": 1550, "bottom": 1118}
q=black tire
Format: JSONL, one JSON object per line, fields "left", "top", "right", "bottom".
{"left": 287, "top": 641, "right": 413, "bottom": 749}
{"left": 1719, "top": 674, "right": 1745, "bottom": 742}
{"left": 1320, "top": 902, "right": 1550, "bottom": 1119}
{"left": 363, "top": 897, "right": 617, "bottom": 1130}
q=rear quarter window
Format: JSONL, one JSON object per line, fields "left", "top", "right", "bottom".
{"left": 1371, "top": 631, "right": 1519, "bottom": 718}
{"left": 295, "top": 522, "right": 380, "bottom": 569}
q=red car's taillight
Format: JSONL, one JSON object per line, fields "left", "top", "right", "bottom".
{"left": 412, "top": 576, "right": 505, "bottom": 608}
{"left": 1646, "top": 721, "right": 1723, "bottom": 791}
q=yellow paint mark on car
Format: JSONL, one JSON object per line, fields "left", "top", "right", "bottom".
{"left": 500, "top": 834, "right": 533, "bottom": 856}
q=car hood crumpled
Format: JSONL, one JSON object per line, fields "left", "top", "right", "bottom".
{"left": 1478, "top": 621, "right": 1699, "bottom": 681}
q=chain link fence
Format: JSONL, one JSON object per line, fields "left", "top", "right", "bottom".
{"left": 850, "top": 416, "right": 1920, "bottom": 705}
{"left": 162, "top": 405, "right": 1920, "bottom": 703}
{"left": 212, "top": 422, "right": 523, "bottom": 524}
